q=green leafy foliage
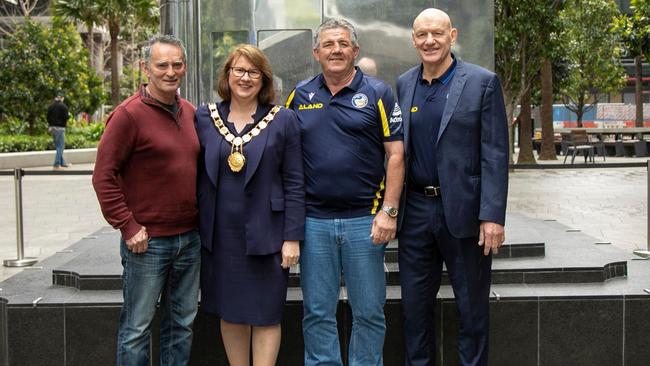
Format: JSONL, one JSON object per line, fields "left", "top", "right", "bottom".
{"left": 52, "top": 0, "right": 101, "bottom": 69}
{"left": 0, "top": 20, "right": 105, "bottom": 135}
{"left": 0, "top": 116, "right": 103, "bottom": 152}
{"left": 615, "top": 0, "right": 650, "bottom": 60}
{"left": 68, "top": 121, "right": 105, "bottom": 141}
{"left": 614, "top": 0, "right": 650, "bottom": 126}
{"left": 93, "top": 0, "right": 160, "bottom": 106}
{"left": 0, "top": 133, "right": 98, "bottom": 153}
{"left": 495, "top": 0, "right": 561, "bottom": 163}
{"left": 559, "top": 0, "right": 627, "bottom": 125}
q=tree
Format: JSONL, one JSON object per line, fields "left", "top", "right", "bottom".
{"left": 0, "top": 0, "right": 44, "bottom": 36}
{"left": 559, "top": 0, "right": 626, "bottom": 127}
{"left": 51, "top": 0, "right": 101, "bottom": 70}
{"left": 0, "top": 20, "right": 104, "bottom": 134}
{"left": 495, "top": 0, "right": 554, "bottom": 164}
{"left": 615, "top": 0, "right": 650, "bottom": 127}
{"left": 120, "top": 11, "right": 158, "bottom": 98}
{"left": 95, "top": 0, "right": 159, "bottom": 107}
{"left": 538, "top": 58, "right": 557, "bottom": 160}
{"left": 538, "top": 1, "right": 565, "bottom": 161}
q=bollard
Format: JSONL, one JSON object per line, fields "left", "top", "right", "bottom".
{"left": 3, "top": 168, "right": 37, "bottom": 267}
{"left": 633, "top": 160, "right": 650, "bottom": 259}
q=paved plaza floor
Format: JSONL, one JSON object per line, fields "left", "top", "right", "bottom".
{"left": 0, "top": 158, "right": 648, "bottom": 282}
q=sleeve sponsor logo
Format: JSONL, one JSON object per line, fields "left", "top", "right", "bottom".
{"left": 351, "top": 93, "right": 369, "bottom": 108}
{"left": 390, "top": 103, "right": 403, "bottom": 124}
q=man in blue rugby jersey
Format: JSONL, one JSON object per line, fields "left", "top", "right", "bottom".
{"left": 286, "top": 18, "right": 404, "bottom": 366}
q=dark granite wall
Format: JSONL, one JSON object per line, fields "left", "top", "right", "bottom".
{"left": 0, "top": 298, "right": 7, "bottom": 366}
{"left": 4, "top": 296, "right": 650, "bottom": 365}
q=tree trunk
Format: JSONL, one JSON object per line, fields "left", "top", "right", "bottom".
{"left": 505, "top": 102, "right": 515, "bottom": 166}
{"left": 576, "top": 108, "right": 583, "bottom": 128}
{"left": 109, "top": 18, "right": 120, "bottom": 107}
{"left": 575, "top": 93, "right": 585, "bottom": 128}
{"left": 86, "top": 21, "right": 94, "bottom": 70}
{"left": 635, "top": 55, "right": 643, "bottom": 127}
{"left": 516, "top": 88, "right": 535, "bottom": 164}
{"left": 28, "top": 115, "right": 36, "bottom": 135}
{"left": 132, "top": 28, "right": 137, "bottom": 94}
{"left": 539, "top": 58, "right": 557, "bottom": 160}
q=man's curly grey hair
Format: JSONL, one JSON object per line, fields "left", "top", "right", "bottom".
{"left": 313, "top": 18, "right": 359, "bottom": 49}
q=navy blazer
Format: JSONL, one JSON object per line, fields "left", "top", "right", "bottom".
{"left": 195, "top": 102, "right": 305, "bottom": 255}
{"left": 396, "top": 59, "right": 509, "bottom": 238}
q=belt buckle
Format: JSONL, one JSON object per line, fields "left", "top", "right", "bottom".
{"left": 423, "top": 186, "right": 440, "bottom": 197}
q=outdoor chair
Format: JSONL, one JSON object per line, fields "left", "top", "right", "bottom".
{"left": 563, "top": 129, "right": 595, "bottom": 164}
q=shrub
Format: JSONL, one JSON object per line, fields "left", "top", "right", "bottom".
{"left": 0, "top": 133, "right": 98, "bottom": 153}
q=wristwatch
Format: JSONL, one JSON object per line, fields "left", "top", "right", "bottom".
{"left": 381, "top": 205, "right": 399, "bottom": 218}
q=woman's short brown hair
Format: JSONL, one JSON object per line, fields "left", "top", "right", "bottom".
{"left": 216, "top": 44, "right": 276, "bottom": 105}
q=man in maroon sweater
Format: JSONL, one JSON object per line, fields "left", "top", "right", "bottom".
{"left": 92, "top": 35, "right": 200, "bottom": 366}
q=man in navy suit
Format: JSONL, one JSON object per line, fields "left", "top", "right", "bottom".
{"left": 396, "top": 8, "right": 509, "bottom": 366}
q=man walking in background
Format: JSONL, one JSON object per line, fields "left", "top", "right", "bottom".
{"left": 47, "top": 95, "right": 70, "bottom": 170}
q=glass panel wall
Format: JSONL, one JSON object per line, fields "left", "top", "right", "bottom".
{"left": 259, "top": 30, "right": 315, "bottom": 104}
{"left": 188, "top": 0, "right": 493, "bottom": 104}
{"left": 324, "top": 0, "right": 494, "bottom": 89}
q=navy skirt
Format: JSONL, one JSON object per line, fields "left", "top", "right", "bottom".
{"left": 199, "top": 121, "right": 288, "bottom": 326}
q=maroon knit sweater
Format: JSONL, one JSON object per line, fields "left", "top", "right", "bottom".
{"left": 92, "top": 86, "right": 199, "bottom": 240}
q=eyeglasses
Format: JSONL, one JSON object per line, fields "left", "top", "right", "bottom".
{"left": 230, "top": 67, "right": 262, "bottom": 79}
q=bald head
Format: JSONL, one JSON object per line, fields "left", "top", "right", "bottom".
{"left": 357, "top": 57, "right": 377, "bottom": 76}
{"left": 411, "top": 8, "right": 457, "bottom": 77}
{"left": 413, "top": 8, "right": 453, "bottom": 32}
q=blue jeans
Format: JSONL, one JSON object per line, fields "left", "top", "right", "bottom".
{"left": 51, "top": 127, "right": 66, "bottom": 167}
{"left": 301, "top": 216, "right": 386, "bottom": 366}
{"left": 117, "top": 229, "right": 201, "bottom": 366}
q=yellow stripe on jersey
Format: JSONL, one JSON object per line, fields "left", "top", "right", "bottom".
{"left": 285, "top": 90, "right": 296, "bottom": 108}
{"left": 371, "top": 177, "right": 386, "bottom": 215}
{"left": 377, "top": 98, "right": 390, "bottom": 137}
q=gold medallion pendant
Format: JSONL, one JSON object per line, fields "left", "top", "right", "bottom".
{"left": 228, "top": 151, "right": 246, "bottom": 172}
{"left": 208, "top": 103, "right": 280, "bottom": 173}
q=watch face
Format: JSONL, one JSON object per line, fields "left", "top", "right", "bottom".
{"left": 383, "top": 206, "right": 398, "bottom": 217}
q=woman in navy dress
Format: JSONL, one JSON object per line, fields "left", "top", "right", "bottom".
{"left": 194, "top": 44, "right": 305, "bottom": 365}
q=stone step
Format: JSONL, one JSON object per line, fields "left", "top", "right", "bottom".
{"left": 3, "top": 213, "right": 650, "bottom": 365}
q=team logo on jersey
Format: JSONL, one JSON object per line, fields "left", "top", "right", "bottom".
{"left": 308, "top": 92, "right": 315, "bottom": 101}
{"left": 351, "top": 93, "right": 368, "bottom": 108}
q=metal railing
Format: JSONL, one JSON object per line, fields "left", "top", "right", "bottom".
{"left": 633, "top": 161, "right": 650, "bottom": 258}
{"left": 1, "top": 168, "right": 93, "bottom": 267}
{"left": 2, "top": 161, "right": 650, "bottom": 266}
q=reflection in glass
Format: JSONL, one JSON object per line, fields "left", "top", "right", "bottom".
{"left": 324, "top": 0, "right": 494, "bottom": 90}
{"left": 259, "top": 30, "right": 315, "bottom": 104}
{"left": 211, "top": 31, "right": 250, "bottom": 101}
{"left": 191, "top": 0, "right": 493, "bottom": 103}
